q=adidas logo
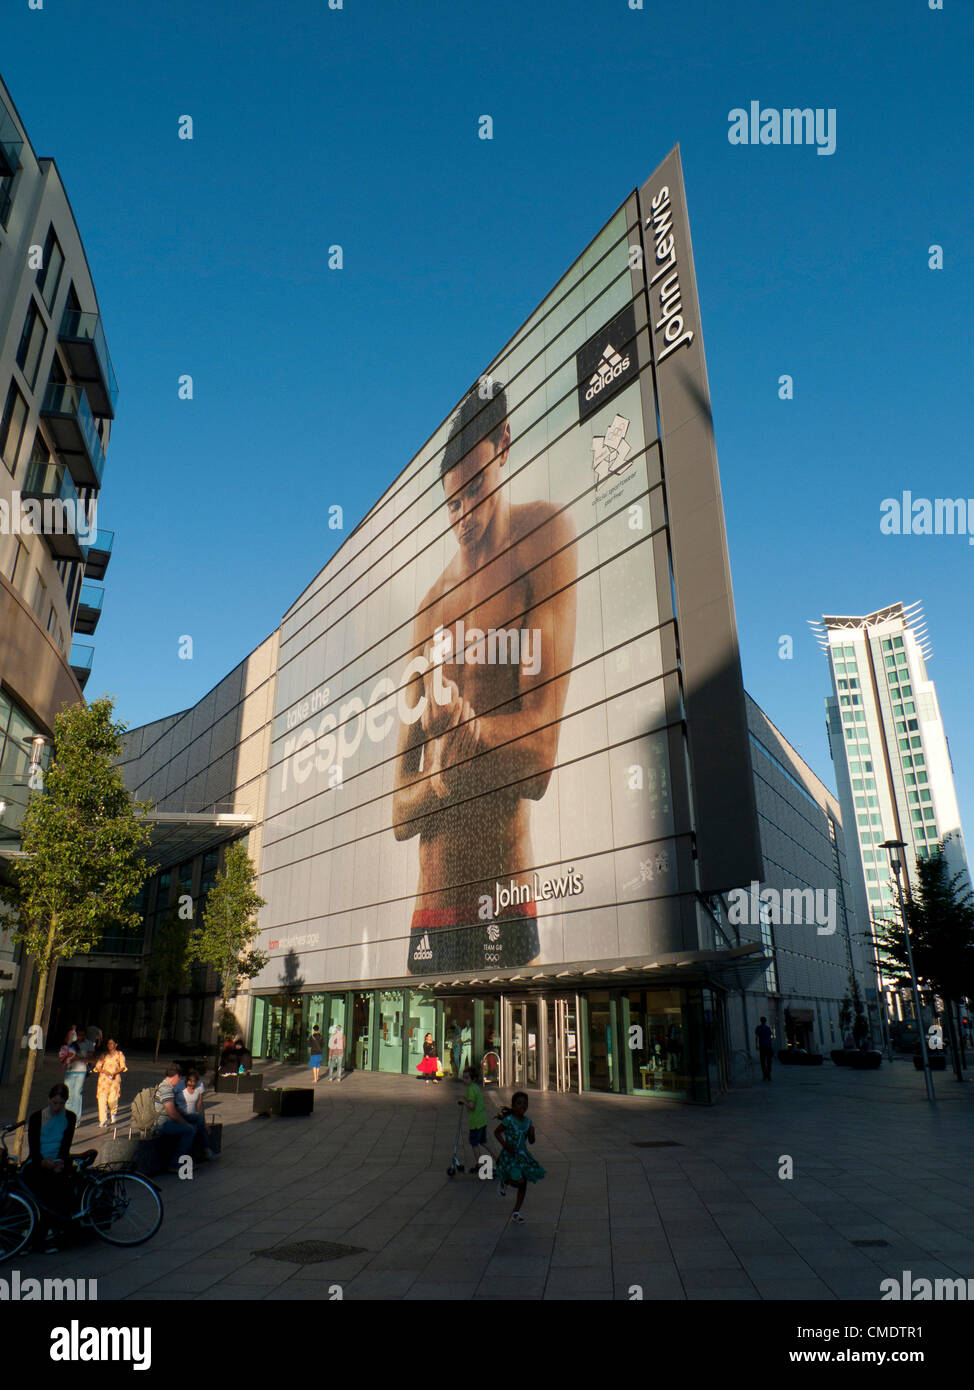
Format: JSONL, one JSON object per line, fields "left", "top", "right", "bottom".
{"left": 413, "top": 933, "right": 433, "bottom": 961}
{"left": 585, "top": 343, "right": 631, "bottom": 402}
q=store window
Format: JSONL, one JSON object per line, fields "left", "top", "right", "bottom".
{"left": 585, "top": 991, "right": 615, "bottom": 1092}
{"left": 350, "top": 992, "right": 375, "bottom": 1071}
{"left": 407, "top": 990, "right": 437, "bottom": 1076}
{"left": 625, "top": 989, "right": 689, "bottom": 1097}
{"left": 442, "top": 997, "right": 474, "bottom": 1079}
{"left": 378, "top": 990, "right": 405, "bottom": 1072}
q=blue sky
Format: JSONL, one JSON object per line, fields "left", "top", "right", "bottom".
{"left": 4, "top": 0, "right": 972, "bottom": 836}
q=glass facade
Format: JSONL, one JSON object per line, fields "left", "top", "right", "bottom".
{"left": 250, "top": 984, "right": 720, "bottom": 1101}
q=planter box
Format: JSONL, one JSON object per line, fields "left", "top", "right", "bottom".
{"left": 913, "top": 1053, "right": 948, "bottom": 1071}
{"left": 849, "top": 1050, "right": 883, "bottom": 1070}
{"left": 214, "top": 1072, "right": 263, "bottom": 1094}
{"left": 253, "top": 1087, "right": 314, "bottom": 1117}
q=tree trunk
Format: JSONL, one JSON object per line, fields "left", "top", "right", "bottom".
{"left": 944, "top": 1001, "right": 964, "bottom": 1083}
{"left": 14, "top": 919, "right": 56, "bottom": 1160}
{"left": 957, "top": 1000, "right": 968, "bottom": 1070}
{"left": 153, "top": 990, "right": 168, "bottom": 1063}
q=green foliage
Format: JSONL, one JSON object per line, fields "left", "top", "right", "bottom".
{"left": 874, "top": 849, "right": 974, "bottom": 1002}
{"left": 8, "top": 697, "right": 152, "bottom": 961}
{"left": 190, "top": 839, "right": 267, "bottom": 1010}
{"left": 219, "top": 1007, "right": 242, "bottom": 1041}
{"left": 839, "top": 994, "right": 853, "bottom": 1033}
{"left": 146, "top": 907, "right": 192, "bottom": 995}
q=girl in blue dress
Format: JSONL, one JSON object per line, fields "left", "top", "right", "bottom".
{"left": 494, "top": 1091, "right": 545, "bottom": 1223}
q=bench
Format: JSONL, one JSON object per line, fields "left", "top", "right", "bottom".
{"left": 103, "top": 1124, "right": 221, "bottom": 1176}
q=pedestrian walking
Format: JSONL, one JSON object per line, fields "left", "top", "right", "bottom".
{"left": 494, "top": 1091, "right": 545, "bottom": 1223}
{"left": 416, "top": 1032, "right": 440, "bottom": 1084}
{"left": 92, "top": 1037, "right": 127, "bottom": 1128}
{"left": 328, "top": 1022, "right": 345, "bottom": 1082}
{"left": 755, "top": 1016, "right": 775, "bottom": 1081}
{"left": 61, "top": 1028, "right": 89, "bottom": 1121}
{"left": 459, "top": 1062, "right": 492, "bottom": 1178}
{"left": 309, "top": 1025, "right": 324, "bottom": 1083}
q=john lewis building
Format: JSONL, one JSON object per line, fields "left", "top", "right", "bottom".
{"left": 118, "top": 149, "right": 874, "bottom": 1099}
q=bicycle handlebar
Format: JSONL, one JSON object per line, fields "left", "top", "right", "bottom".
{"left": 1, "top": 1120, "right": 25, "bottom": 1135}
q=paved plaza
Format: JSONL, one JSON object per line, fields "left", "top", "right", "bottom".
{"left": 4, "top": 1052, "right": 974, "bottom": 1301}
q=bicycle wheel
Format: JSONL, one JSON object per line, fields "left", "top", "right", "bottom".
{"left": 0, "top": 1189, "right": 36, "bottom": 1263}
{"left": 81, "top": 1173, "right": 163, "bottom": 1246}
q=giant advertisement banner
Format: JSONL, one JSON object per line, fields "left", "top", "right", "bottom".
{"left": 252, "top": 150, "right": 759, "bottom": 992}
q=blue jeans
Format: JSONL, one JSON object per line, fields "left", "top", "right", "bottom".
{"left": 64, "top": 1070, "right": 86, "bottom": 1121}
{"left": 156, "top": 1118, "right": 197, "bottom": 1161}
{"left": 328, "top": 1054, "right": 343, "bottom": 1080}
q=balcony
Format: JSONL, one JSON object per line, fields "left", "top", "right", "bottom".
{"left": 58, "top": 310, "right": 118, "bottom": 419}
{"left": 0, "top": 104, "right": 23, "bottom": 176}
{"left": 69, "top": 642, "right": 94, "bottom": 691}
{"left": 75, "top": 582, "right": 104, "bottom": 636}
{"left": 84, "top": 528, "right": 113, "bottom": 580}
{"left": 21, "top": 459, "right": 87, "bottom": 562}
{"left": 40, "top": 383, "right": 106, "bottom": 488}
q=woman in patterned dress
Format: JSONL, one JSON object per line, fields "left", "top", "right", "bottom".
{"left": 494, "top": 1090, "right": 545, "bottom": 1223}
{"left": 93, "top": 1038, "right": 127, "bottom": 1129}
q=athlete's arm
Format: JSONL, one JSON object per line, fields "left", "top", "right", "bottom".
{"left": 441, "top": 508, "right": 577, "bottom": 799}
{"left": 392, "top": 604, "right": 470, "bottom": 835}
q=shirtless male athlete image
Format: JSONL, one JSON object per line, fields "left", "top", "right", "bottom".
{"left": 393, "top": 380, "right": 578, "bottom": 973}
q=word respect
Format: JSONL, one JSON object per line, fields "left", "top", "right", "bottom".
{"left": 280, "top": 653, "right": 453, "bottom": 791}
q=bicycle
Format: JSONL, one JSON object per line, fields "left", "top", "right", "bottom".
{"left": 0, "top": 1120, "right": 164, "bottom": 1263}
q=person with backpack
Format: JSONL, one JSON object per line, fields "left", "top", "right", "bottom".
{"left": 328, "top": 1022, "right": 345, "bottom": 1082}
{"left": 309, "top": 1025, "right": 324, "bottom": 1083}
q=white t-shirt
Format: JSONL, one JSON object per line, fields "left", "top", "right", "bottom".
{"left": 180, "top": 1084, "right": 204, "bottom": 1113}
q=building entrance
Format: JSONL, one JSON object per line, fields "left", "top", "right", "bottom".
{"left": 500, "top": 995, "right": 580, "bottom": 1092}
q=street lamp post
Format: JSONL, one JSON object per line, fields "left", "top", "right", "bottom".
{"left": 880, "top": 839, "right": 935, "bottom": 1103}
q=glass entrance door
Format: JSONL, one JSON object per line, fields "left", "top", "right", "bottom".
{"left": 547, "top": 997, "right": 579, "bottom": 1092}
{"left": 501, "top": 998, "right": 540, "bottom": 1088}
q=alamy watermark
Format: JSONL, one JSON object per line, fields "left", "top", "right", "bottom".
{"left": 880, "top": 493, "right": 974, "bottom": 545}
{"left": 728, "top": 102, "right": 836, "bottom": 156}
{"left": 727, "top": 881, "right": 837, "bottom": 935}
{"left": 430, "top": 621, "right": 541, "bottom": 675}
{"left": 0, "top": 492, "right": 97, "bottom": 545}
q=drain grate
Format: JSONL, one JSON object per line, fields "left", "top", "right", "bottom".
{"left": 851, "top": 1239, "right": 890, "bottom": 1248}
{"left": 632, "top": 1140, "right": 682, "bottom": 1148}
{"left": 253, "top": 1240, "right": 366, "bottom": 1265}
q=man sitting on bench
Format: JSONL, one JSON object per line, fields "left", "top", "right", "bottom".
{"left": 153, "top": 1063, "right": 214, "bottom": 1171}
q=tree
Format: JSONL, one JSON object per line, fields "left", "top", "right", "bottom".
{"left": 1, "top": 698, "right": 151, "bottom": 1154}
{"left": 873, "top": 848, "right": 974, "bottom": 1082}
{"left": 146, "top": 907, "right": 192, "bottom": 1061}
{"left": 189, "top": 840, "right": 266, "bottom": 1066}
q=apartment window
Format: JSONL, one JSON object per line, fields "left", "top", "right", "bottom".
{"left": 7, "top": 537, "right": 26, "bottom": 586}
{"left": 894, "top": 636, "right": 904, "bottom": 648}
{"left": 36, "top": 227, "right": 65, "bottom": 313}
{"left": 32, "top": 570, "right": 47, "bottom": 620}
{"left": 46, "top": 603, "right": 57, "bottom": 635}
{"left": 0, "top": 381, "right": 30, "bottom": 476}
{"left": 15, "top": 299, "right": 47, "bottom": 391}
